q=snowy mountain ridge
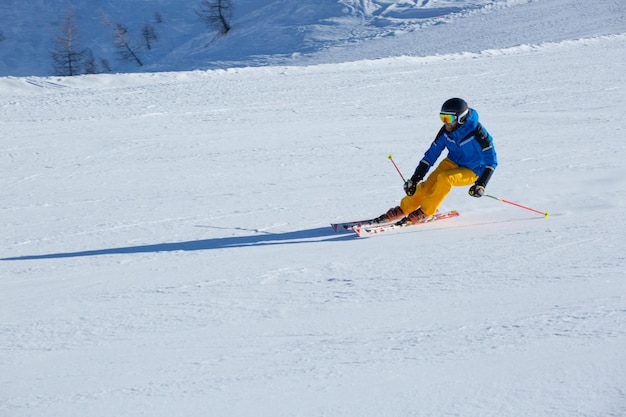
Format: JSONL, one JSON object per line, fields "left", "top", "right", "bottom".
{"left": 2, "top": 0, "right": 623, "bottom": 77}
{"left": 0, "top": 0, "right": 492, "bottom": 76}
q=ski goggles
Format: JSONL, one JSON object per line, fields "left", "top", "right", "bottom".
{"left": 439, "top": 112, "right": 457, "bottom": 124}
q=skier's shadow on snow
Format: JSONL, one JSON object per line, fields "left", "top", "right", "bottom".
{"left": 1, "top": 227, "right": 356, "bottom": 261}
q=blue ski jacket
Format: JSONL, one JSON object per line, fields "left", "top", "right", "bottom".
{"left": 421, "top": 109, "right": 497, "bottom": 179}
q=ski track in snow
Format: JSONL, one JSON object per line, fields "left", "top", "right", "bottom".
{"left": 1, "top": 9, "right": 626, "bottom": 417}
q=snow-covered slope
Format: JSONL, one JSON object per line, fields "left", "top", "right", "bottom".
{"left": 1, "top": 1, "right": 626, "bottom": 417}
{"left": 2, "top": 0, "right": 624, "bottom": 76}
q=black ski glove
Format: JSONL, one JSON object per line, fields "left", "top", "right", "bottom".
{"left": 469, "top": 167, "right": 494, "bottom": 198}
{"left": 404, "top": 180, "right": 417, "bottom": 196}
{"left": 468, "top": 184, "right": 485, "bottom": 197}
{"left": 404, "top": 161, "right": 429, "bottom": 196}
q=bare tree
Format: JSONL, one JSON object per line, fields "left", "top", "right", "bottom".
{"left": 83, "top": 49, "right": 98, "bottom": 74}
{"left": 99, "top": 58, "right": 112, "bottom": 73}
{"left": 196, "top": 0, "right": 232, "bottom": 36}
{"left": 100, "top": 11, "right": 144, "bottom": 67}
{"left": 51, "top": 11, "right": 86, "bottom": 76}
{"left": 113, "top": 23, "right": 144, "bottom": 66}
{"left": 142, "top": 24, "right": 158, "bottom": 50}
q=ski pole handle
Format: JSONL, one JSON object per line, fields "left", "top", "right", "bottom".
{"left": 485, "top": 194, "right": 549, "bottom": 217}
{"left": 388, "top": 154, "right": 407, "bottom": 183}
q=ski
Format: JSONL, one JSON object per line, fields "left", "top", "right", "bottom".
{"left": 353, "top": 210, "right": 460, "bottom": 237}
{"left": 331, "top": 217, "right": 390, "bottom": 233}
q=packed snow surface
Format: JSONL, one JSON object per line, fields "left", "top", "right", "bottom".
{"left": 1, "top": 0, "right": 625, "bottom": 416}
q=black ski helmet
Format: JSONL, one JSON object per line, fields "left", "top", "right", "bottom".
{"left": 441, "top": 98, "right": 469, "bottom": 124}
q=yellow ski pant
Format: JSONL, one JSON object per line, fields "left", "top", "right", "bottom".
{"left": 400, "top": 158, "right": 478, "bottom": 217}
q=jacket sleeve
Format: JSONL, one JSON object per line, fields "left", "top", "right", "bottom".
{"left": 421, "top": 127, "right": 447, "bottom": 169}
{"left": 474, "top": 124, "right": 498, "bottom": 187}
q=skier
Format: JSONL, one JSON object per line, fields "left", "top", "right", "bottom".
{"left": 375, "top": 97, "right": 498, "bottom": 224}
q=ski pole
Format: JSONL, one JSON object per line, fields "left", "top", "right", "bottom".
{"left": 485, "top": 194, "right": 549, "bottom": 217}
{"left": 387, "top": 154, "right": 407, "bottom": 183}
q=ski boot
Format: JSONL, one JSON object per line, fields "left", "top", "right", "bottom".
{"left": 406, "top": 208, "right": 432, "bottom": 224}
{"left": 373, "top": 206, "right": 404, "bottom": 224}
